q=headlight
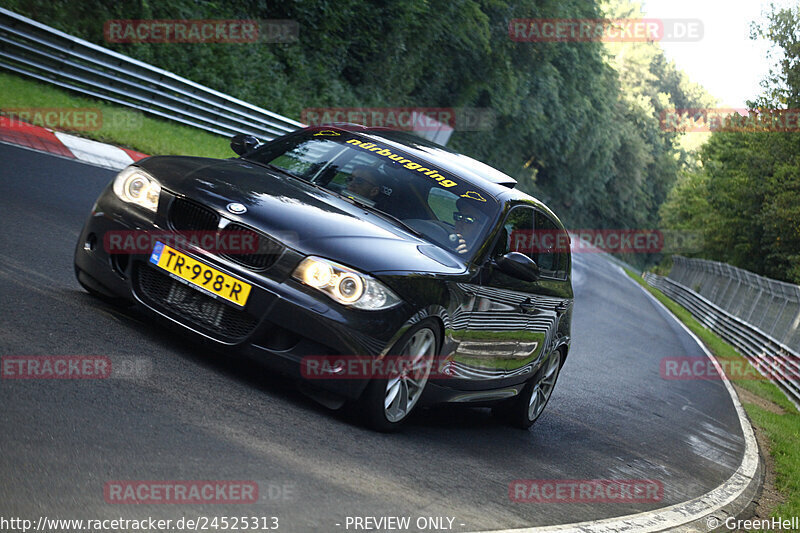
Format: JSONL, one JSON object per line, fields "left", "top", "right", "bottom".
{"left": 112, "top": 166, "right": 161, "bottom": 213}
{"left": 292, "top": 257, "right": 401, "bottom": 310}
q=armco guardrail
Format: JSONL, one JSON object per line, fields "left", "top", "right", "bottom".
{"left": 0, "top": 8, "right": 304, "bottom": 140}
{"left": 669, "top": 256, "right": 800, "bottom": 350}
{"left": 644, "top": 272, "right": 800, "bottom": 408}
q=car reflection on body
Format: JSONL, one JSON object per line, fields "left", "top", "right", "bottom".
{"left": 74, "top": 124, "right": 573, "bottom": 431}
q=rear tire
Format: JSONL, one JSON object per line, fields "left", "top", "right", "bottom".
{"left": 358, "top": 320, "right": 440, "bottom": 432}
{"left": 493, "top": 349, "right": 562, "bottom": 429}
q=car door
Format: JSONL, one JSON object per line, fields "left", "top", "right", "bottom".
{"left": 470, "top": 206, "right": 572, "bottom": 381}
{"left": 457, "top": 206, "right": 539, "bottom": 379}
{"left": 520, "top": 210, "right": 572, "bottom": 374}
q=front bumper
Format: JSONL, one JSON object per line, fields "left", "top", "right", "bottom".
{"left": 74, "top": 186, "right": 415, "bottom": 399}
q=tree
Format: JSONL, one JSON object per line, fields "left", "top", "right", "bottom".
{"left": 658, "top": 4, "right": 800, "bottom": 283}
{"left": 3, "top": 0, "right": 713, "bottom": 247}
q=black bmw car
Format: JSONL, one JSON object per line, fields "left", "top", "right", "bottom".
{"left": 74, "top": 124, "right": 573, "bottom": 431}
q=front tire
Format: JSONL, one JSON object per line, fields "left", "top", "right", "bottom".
{"left": 358, "top": 321, "right": 440, "bottom": 432}
{"left": 493, "top": 349, "right": 562, "bottom": 429}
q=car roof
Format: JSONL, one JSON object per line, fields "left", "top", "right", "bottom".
{"left": 495, "top": 187, "right": 564, "bottom": 227}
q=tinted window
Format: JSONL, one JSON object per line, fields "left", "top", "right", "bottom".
{"left": 428, "top": 188, "right": 459, "bottom": 223}
{"left": 493, "top": 206, "right": 534, "bottom": 259}
{"left": 492, "top": 207, "right": 568, "bottom": 279}
{"left": 533, "top": 211, "right": 569, "bottom": 279}
{"left": 245, "top": 131, "right": 501, "bottom": 259}
{"left": 267, "top": 137, "right": 342, "bottom": 177}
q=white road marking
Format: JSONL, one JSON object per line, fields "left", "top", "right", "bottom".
{"left": 476, "top": 264, "right": 760, "bottom": 533}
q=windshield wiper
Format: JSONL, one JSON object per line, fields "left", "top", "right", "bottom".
{"left": 244, "top": 160, "right": 303, "bottom": 180}
{"left": 245, "top": 161, "right": 334, "bottom": 193}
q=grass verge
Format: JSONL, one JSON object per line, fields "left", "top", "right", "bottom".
{"left": 0, "top": 72, "right": 231, "bottom": 158}
{"left": 626, "top": 268, "right": 800, "bottom": 521}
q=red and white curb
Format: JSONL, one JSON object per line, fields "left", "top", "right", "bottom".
{"left": 0, "top": 117, "right": 148, "bottom": 170}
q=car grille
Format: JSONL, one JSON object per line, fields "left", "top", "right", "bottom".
{"left": 220, "top": 223, "right": 283, "bottom": 271}
{"left": 168, "top": 198, "right": 283, "bottom": 271}
{"left": 135, "top": 264, "right": 258, "bottom": 341}
{"left": 169, "top": 197, "right": 219, "bottom": 230}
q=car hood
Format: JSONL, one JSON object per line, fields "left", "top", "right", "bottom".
{"left": 136, "top": 156, "right": 466, "bottom": 274}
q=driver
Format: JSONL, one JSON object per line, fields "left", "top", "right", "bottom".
{"left": 452, "top": 197, "right": 485, "bottom": 255}
{"left": 344, "top": 167, "right": 381, "bottom": 202}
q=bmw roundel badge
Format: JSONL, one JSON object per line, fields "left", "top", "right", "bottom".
{"left": 227, "top": 202, "right": 247, "bottom": 214}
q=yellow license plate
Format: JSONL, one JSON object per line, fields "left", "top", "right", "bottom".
{"left": 149, "top": 242, "right": 252, "bottom": 306}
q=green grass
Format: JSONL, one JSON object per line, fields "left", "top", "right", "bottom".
{"left": 626, "top": 268, "right": 800, "bottom": 520}
{"left": 0, "top": 72, "right": 231, "bottom": 158}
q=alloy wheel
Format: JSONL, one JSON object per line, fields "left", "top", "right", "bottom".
{"left": 384, "top": 327, "right": 436, "bottom": 423}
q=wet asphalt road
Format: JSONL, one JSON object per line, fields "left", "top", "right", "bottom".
{"left": 0, "top": 143, "right": 745, "bottom": 532}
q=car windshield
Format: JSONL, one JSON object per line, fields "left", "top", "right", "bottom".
{"left": 244, "top": 130, "right": 501, "bottom": 259}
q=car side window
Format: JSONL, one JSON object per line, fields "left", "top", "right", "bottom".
{"left": 533, "top": 211, "right": 569, "bottom": 279}
{"left": 493, "top": 207, "right": 535, "bottom": 259}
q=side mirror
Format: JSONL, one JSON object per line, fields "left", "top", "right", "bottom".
{"left": 495, "top": 252, "right": 540, "bottom": 282}
{"left": 230, "top": 134, "right": 262, "bottom": 156}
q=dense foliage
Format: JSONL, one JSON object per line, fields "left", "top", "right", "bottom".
{"left": 659, "top": 4, "right": 800, "bottom": 283}
{"left": 5, "top": 0, "right": 712, "bottom": 239}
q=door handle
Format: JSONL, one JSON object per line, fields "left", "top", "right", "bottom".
{"left": 555, "top": 300, "right": 571, "bottom": 315}
{"left": 519, "top": 299, "right": 537, "bottom": 313}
